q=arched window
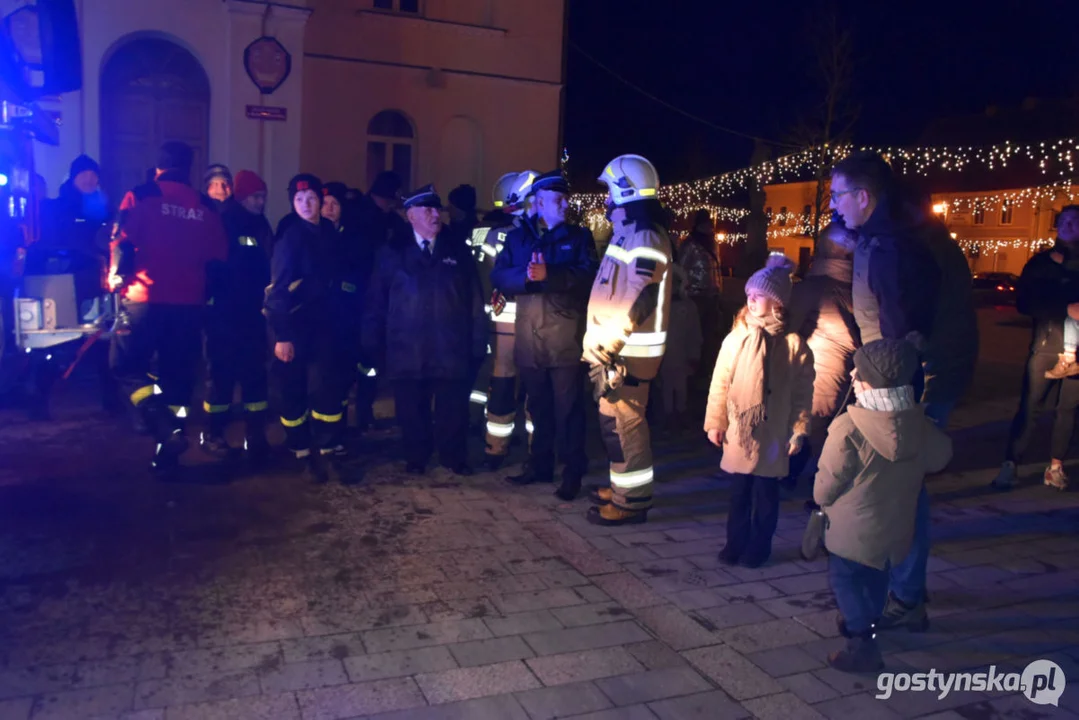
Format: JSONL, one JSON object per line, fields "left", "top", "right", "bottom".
{"left": 367, "top": 110, "right": 414, "bottom": 191}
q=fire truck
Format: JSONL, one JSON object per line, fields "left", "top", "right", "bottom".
{"left": 0, "top": 0, "right": 109, "bottom": 418}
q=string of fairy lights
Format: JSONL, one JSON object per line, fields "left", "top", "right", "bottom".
{"left": 572, "top": 137, "right": 1079, "bottom": 243}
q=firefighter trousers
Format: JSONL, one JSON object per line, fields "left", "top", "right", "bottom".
{"left": 110, "top": 301, "right": 202, "bottom": 443}
{"left": 484, "top": 326, "right": 532, "bottom": 457}
{"left": 394, "top": 378, "right": 470, "bottom": 468}
{"left": 519, "top": 364, "right": 587, "bottom": 482}
{"left": 275, "top": 330, "right": 349, "bottom": 455}
{"left": 598, "top": 379, "right": 654, "bottom": 512}
{"left": 204, "top": 317, "right": 269, "bottom": 442}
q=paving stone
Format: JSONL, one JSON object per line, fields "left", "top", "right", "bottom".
{"left": 594, "top": 666, "right": 713, "bottom": 706}
{"left": 574, "top": 586, "right": 612, "bottom": 604}
{"left": 420, "top": 598, "right": 500, "bottom": 623}
{"left": 490, "top": 588, "right": 586, "bottom": 615}
{"left": 634, "top": 604, "right": 724, "bottom": 650}
{"left": 765, "top": 572, "right": 831, "bottom": 596}
{"left": 755, "top": 591, "right": 838, "bottom": 618}
{"left": 650, "top": 540, "right": 723, "bottom": 559}
{"left": 740, "top": 691, "right": 824, "bottom": 719}
{"left": 117, "top": 711, "right": 164, "bottom": 720}
{"left": 0, "top": 665, "right": 77, "bottom": 699}
{"left": 624, "top": 641, "right": 690, "bottom": 671}
{"left": 681, "top": 646, "right": 783, "bottom": 700}
{"left": 684, "top": 554, "right": 722, "bottom": 570}
{"left": 366, "top": 694, "right": 531, "bottom": 719}
{"left": 551, "top": 602, "right": 635, "bottom": 628}
{"left": 484, "top": 610, "right": 565, "bottom": 637}
{"left": 280, "top": 633, "right": 367, "bottom": 664}
{"left": 717, "top": 618, "right": 821, "bottom": 654}
{"left": 668, "top": 589, "right": 731, "bottom": 611}
{"left": 163, "top": 691, "right": 301, "bottom": 720}
{"left": 591, "top": 573, "right": 667, "bottom": 609}
{"left": 789, "top": 610, "right": 842, "bottom": 639}
{"left": 447, "top": 636, "right": 534, "bottom": 667}
{"left": 526, "top": 647, "right": 645, "bottom": 686}
{"left": 30, "top": 683, "right": 135, "bottom": 720}
{"left": 538, "top": 570, "right": 592, "bottom": 588}
{"left": 565, "top": 705, "right": 659, "bottom": 719}
{"left": 513, "top": 680, "right": 613, "bottom": 719}
{"left": 746, "top": 646, "right": 825, "bottom": 677}
{"left": 361, "top": 618, "right": 492, "bottom": 654}
{"left": 646, "top": 690, "right": 750, "bottom": 719}
{"left": 414, "top": 660, "right": 540, "bottom": 704}
{"left": 693, "top": 603, "right": 777, "bottom": 630}
{"left": 342, "top": 646, "right": 456, "bottom": 683}
{"left": 134, "top": 672, "right": 260, "bottom": 710}
{"left": 163, "top": 642, "right": 284, "bottom": 678}
{"left": 813, "top": 692, "right": 904, "bottom": 719}
{"left": 777, "top": 672, "right": 840, "bottom": 704}
{"left": 0, "top": 698, "right": 30, "bottom": 720}
{"left": 724, "top": 562, "right": 806, "bottom": 583}
{"left": 257, "top": 658, "right": 348, "bottom": 694}
{"left": 710, "top": 582, "right": 785, "bottom": 604}
{"left": 810, "top": 667, "right": 879, "bottom": 697}
{"left": 616, "top": 531, "right": 674, "bottom": 547}
{"left": 296, "top": 677, "right": 428, "bottom": 720}
{"left": 523, "top": 620, "right": 652, "bottom": 656}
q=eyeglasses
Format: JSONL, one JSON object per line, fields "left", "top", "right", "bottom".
{"left": 830, "top": 188, "right": 863, "bottom": 202}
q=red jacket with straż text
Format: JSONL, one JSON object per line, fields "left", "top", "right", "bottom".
{"left": 113, "top": 178, "right": 228, "bottom": 305}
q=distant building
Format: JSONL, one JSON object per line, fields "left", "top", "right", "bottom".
{"left": 36, "top": 0, "right": 566, "bottom": 221}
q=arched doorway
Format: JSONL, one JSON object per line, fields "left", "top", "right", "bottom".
{"left": 100, "top": 37, "right": 210, "bottom": 203}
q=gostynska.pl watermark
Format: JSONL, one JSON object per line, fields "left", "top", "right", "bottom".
{"left": 876, "top": 659, "right": 1066, "bottom": 706}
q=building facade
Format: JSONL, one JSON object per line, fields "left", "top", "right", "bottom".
{"left": 35, "top": 0, "right": 565, "bottom": 222}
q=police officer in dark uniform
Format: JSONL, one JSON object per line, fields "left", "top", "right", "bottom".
{"left": 491, "top": 171, "right": 598, "bottom": 499}
{"left": 265, "top": 173, "right": 349, "bottom": 483}
{"left": 362, "top": 184, "right": 488, "bottom": 475}
{"left": 109, "top": 142, "right": 228, "bottom": 472}
{"left": 201, "top": 169, "right": 273, "bottom": 465}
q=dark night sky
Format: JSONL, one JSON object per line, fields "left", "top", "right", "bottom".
{"left": 562, "top": 0, "right": 1079, "bottom": 188}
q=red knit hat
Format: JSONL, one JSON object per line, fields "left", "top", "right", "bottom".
{"left": 233, "top": 170, "right": 267, "bottom": 202}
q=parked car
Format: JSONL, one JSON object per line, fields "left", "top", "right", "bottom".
{"left": 972, "top": 272, "right": 1018, "bottom": 306}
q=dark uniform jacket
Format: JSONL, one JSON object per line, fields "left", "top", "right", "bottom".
{"left": 362, "top": 227, "right": 487, "bottom": 380}
{"left": 1017, "top": 243, "right": 1079, "bottom": 358}
{"left": 264, "top": 217, "right": 340, "bottom": 345}
{"left": 216, "top": 200, "right": 272, "bottom": 323}
{"left": 491, "top": 221, "right": 598, "bottom": 368}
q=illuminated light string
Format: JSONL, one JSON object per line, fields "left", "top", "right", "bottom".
{"left": 570, "top": 137, "right": 1079, "bottom": 216}
{"left": 933, "top": 179, "right": 1079, "bottom": 214}
{"left": 953, "top": 237, "right": 1056, "bottom": 253}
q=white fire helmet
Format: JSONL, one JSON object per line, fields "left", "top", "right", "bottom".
{"left": 492, "top": 172, "right": 518, "bottom": 209}
{"left": 508, "top": 170, "right": 538, "bottom": 215}
{"left": 598, "top": 154, "right": 659, "bottom": 206}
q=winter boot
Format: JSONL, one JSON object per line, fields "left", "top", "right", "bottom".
{"left": 588, "top": 486, "right": 613, "bottom": 505}
{"left": 586, "top": 504, "right": 647, "bottom": 526}
{"left": 482, "top": 453, "right": 505, "bottom": 472}
{"left": 876, "top": 592, "right": 929, "bottom": 632}
{"left": 991, "top": 461, "right": 1018, "bottom": 490}
{"left": 313, "top": 451, "right": 342, "bottom": 484}
{"left": 717, "top": 546, "right": 740, "bottom": 566}
{"left": 555, "top": 473, "right": 583, "bottom": 502}
{"left": 1045, "top": 352, "right": 1079, "bottom": 380}
{"left": 828, "top": 630, "right": 884, "bottom": 673}
{"left": 152, "top": 429, "right": 189, "bottom": 473}
{"left": 1044, "top": 464, "right": 1070, "bottom": 491}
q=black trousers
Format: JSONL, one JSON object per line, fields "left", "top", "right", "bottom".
{"left": 204, "top": 316, "right": 269, "bottom": 437}
{"left": 275, "top": 330, "right": 349, "bottom": 453}
{"left": 110, "top": 301, "right": 202, "bottom": 442}
{"left": 394, "top": 378, "right": 470, "bottom": 467}
{"left": 725, "top": 473, "right": 780, "bottom": 563}
{"left": 519, "top": 364, "right": 587, "bottom": 481}
{"left": 1006, "top": 352, "right": 1079, "bottom": 462}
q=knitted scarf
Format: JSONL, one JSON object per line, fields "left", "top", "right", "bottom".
{"left": 727, "top": 312, "right": 786, "bottom": 450}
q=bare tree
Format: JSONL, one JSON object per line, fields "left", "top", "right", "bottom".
{"left": 787, "top": 2, "right": 860, "bottom": 247}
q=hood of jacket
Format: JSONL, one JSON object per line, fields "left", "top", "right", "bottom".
{"left": 846, "top": 405, "right": 926, "bottom": 462}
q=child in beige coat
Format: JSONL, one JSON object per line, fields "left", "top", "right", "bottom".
{"left": 704, "top": 254, "right": 815, "bottom": 567}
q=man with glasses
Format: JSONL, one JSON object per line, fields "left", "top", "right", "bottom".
{"left": 829, "top": 150, "right": 978, "bottom": 636}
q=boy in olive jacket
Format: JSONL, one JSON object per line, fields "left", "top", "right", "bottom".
{"left": 814, "top": 338, "right": 952, "bottom": 672}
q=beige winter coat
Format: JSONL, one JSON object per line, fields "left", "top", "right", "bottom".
{"left": 704, "top": 320, "right": 815, "bottom": 477}
{"left": 814, "top": 406, "right": 952, "bottom": 570}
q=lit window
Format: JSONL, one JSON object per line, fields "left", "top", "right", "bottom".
{"left": 367, "top": 110, "right": 414, "bottom": 191}
{"left": 778, "top": 206, "right": 788, "bottom": 227}
{"left": 973, "top": 208, "right": 985, "bottom": 225}
{"left": 1000, "top": 205, "right": 1013, "bottom": 225}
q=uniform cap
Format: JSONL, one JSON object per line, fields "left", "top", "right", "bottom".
{"left": 532, "top": 170, "right": 570, "bottom": 195}
{"left": 403, "top": 183, "right": 442, "bottom": 209}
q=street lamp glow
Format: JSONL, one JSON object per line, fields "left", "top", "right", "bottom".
{"left": 932, "top": 202, "right": 948, "bottom": 215}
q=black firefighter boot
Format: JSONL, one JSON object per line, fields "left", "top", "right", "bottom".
{"left": 313, "top": 449, "right": 343, "bottom": 484}
{"left": 144, "top": 401, "right": 189, "bottom": 474}
{"left": 200, "top": 409, "right": 231, "bottom": 458}
{"left": 244, "top": 410, "right": 271, "bottom": 470}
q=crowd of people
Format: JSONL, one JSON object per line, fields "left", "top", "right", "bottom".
{"left": 25, "top": 139, "right": 1079, "bottom": 674}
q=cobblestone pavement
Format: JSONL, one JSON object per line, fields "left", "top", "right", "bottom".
{"left": 1, "top": 381, "right": 1078, "bottom": 720}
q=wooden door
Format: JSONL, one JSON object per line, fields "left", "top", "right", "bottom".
{"left": 100, "top": 38, "right": 210, "bottom": 204}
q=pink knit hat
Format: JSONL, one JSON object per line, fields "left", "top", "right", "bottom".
{"left": 744, "top": 253, "right": 796, "bottom": 306}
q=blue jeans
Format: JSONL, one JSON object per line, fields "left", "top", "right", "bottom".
{"left": 830, "top": 554, "right": 890, "bottom": 634}
{"left": 888, "top": 402, "right": 951, "bottom": 605}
